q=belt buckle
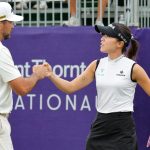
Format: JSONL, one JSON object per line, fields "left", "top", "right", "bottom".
{"left": 0, "top": 113, "right": 9, "bottom": 118}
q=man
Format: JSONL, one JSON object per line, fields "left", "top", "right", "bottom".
{"left": 0, "top": 2, "right": 48, "bottom": 150}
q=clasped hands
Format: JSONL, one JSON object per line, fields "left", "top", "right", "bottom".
{"left": 32, "top": 62, "right": 52, "bottom": 80}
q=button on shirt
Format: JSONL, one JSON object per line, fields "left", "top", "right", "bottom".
{"left": 95, "top": 55, "right": 137, "bottom": 113}
{"left": 0, "top": 42, "right": 21, "bottom": 113}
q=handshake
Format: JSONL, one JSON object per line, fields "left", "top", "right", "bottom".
{"left": 32, "top": 62, "right": 52, "bottom": 80}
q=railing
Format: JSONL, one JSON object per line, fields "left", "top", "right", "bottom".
{"left": 6, "top": 0, "right": 150, "bottom": 27}
{"left": 139, "top": 0, "right": 150, "bottom": 27}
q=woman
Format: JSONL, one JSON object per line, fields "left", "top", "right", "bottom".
{"left": 34, "top": 23, "right": 150, "bottom": 149}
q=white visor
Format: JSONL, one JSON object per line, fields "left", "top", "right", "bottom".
{"left": 6, "top": 13, "right": 23, "bottom": 22}
{"left": 0, "top": 2, "right": 23, "bottom": 22}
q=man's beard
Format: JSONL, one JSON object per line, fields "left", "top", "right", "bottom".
{"left": 3, "top": 34, "right": 10, "bottom": 40}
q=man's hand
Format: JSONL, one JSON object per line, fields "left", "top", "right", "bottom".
{"left": 32, "top": 64, "right": 49, "bottom": 80}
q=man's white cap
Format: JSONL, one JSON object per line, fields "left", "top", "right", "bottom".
{"left": 0, "top": 2, "right": 23, "bottom": 22}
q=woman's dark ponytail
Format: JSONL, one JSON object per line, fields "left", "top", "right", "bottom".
{"left": 114, "top": 23, "right": 139, "bottom": 61}
{"left": 127, "top": 39, "right": 138, "bottom": 60}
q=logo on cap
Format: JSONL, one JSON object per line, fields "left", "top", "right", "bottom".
{"left": 109, "top": 24, "right": 115, "bottom": 29}
{"left": 0, "top": 15, "right": 6, "bottom": 20}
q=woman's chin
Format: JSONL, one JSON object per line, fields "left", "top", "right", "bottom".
{"left": 100, "top": 49, "right": 107, "bottom": 53}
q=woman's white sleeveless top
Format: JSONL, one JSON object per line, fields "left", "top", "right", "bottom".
{"left": 95, "top": 55, "right": 137, "bottom": 113}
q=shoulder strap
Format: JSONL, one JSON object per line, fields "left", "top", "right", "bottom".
{"left": 130, "top": 63, "right": 137, "bottom": 82}
{"left": 95, "top": 59, "right": 100, "bottom": 71}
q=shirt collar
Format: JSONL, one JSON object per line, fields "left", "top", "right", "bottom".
{"left": 108, "top": 54, "right": 124, "bottom": 62}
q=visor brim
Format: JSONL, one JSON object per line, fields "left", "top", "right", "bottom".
{"left": 7, "top": 14, "right": 23, "bottom": 22}
{"left": 95, "top": 25, "right": 118, "bottom": 38}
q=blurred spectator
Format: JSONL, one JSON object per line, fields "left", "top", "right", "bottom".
{"left": 32, "top": 1, "right": 48, "bottom": 9}
{"left": 16, "top": 0, "right": 28, "bottom": 9}
{"left": 63, "top": 0, "right": 108, "bottom": 26}
{"left": 16, "top": 0, "right": 48, "bottom": 10}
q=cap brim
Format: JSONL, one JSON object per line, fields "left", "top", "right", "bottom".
{"left": 7, "top": 14, "right": 23, "bottom": 22}
{"left": 95, "top": 25, "right": 117, "bottom": 38}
